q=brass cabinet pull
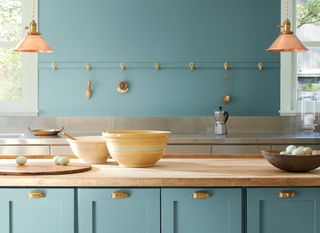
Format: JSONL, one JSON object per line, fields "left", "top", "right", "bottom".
{"left": 111, "top": 191, "right": 129, "bottom": 199}
{"left": 279, "top": 191, "right": 296, "bottom": 199}
{"left": 27, "top": 191, "right": 46, "bottom": 199}
{"left": 192, "top": 191, "right": 210, "bottom": 199}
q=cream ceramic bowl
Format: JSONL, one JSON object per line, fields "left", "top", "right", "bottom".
{"left": 67, "top": 136, "right": 109, "bottom": 164}
{"left": 103, "top": 130, "right": 171, "bottom": 168}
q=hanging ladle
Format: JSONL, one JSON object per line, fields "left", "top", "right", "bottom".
{"left": 222, "top": 67, "right": 231, "bottom": 103}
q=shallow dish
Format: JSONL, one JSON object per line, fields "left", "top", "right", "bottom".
{"left": 28, "top": 127, "right": 64, "bottom": 136}
{"left": 261, "top": 150, "right": 320, "bottom": 172}
{"left": 103, "top": 130, "right": 171, "bottom": 168}
{"left": 67, "top": 136, "right": 109, "bottom": 164}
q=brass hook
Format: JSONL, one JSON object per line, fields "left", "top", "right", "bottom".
{"left": 189, "top": 63, "right": 196, "bottom": 71}
{"left": 154, "top": 62, "right": 161, "bottom": 71}
{"left": 258, "top": 62, "right": 264, "bottom": 71}
{"left": 120, "top": 63, "right": 127, "bottom": 71}
{"left": 51, "top": 63, "right": 57, "bottom": 71}
{"left": 86, "top": 63, "right": 92, "bottom": 71}
{"left": 224, "top": 62, "right": 229, "bottom": 70}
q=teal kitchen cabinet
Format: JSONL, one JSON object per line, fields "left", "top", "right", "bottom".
{"left": 162, "top": 188, "right": 242, "bottom": 233}
{"left": 78, "top": 188, "right": 160, "bottom": 233}
{"left": 247, "top": 188, "right": 320, "bottom": 233}
{"left": 0, "top": 188, "right": 75, "bottom": 233}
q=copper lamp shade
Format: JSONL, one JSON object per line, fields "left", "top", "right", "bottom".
{"left": 267, "top": 19, "right": 308, "bottom": 52}
{"left": 14, "top": 20, "right": 53, "bottom": 53}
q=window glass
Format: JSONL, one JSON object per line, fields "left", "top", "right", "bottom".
{"left": 0, "top": 48, "right": 22, "bottom": 101}
{"left": 0, "top": 0, "right": 22, "bottom": 42}
{"left": 296, "top": 0, "right": 320, "bottom": 98}
{"left": 0, "top": 0, "right": 22, "bottom": 102}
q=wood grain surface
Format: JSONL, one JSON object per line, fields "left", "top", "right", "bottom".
{"left": 0, "top": 161, "right": 91, "bottom": 175}
{"left": 0, "top": 158, "right": 319, "bottom": 187}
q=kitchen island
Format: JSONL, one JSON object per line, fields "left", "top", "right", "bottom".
{"left": 0, "top": 157, "right": 319, "bottom": 233}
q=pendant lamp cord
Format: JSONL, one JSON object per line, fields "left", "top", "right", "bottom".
{"left": 32, "top": 0, "right": 35, "bottom": 20}
{"left": 286, "top": 0, "right": 289, "bottom": 19}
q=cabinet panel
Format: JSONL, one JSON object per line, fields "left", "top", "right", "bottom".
{"left": 213, "top": 145, "right": 270, "bottom": 154}
{"left": 162, "top": 188, "right": 242, "bottom": 233}
{"left": 50, "top": 145, "right": 73, "bottom": 155}
{"left": 165, "top": 145, "right": 211, "bottom": 155}
{"left": 0, "top": 188, "right": 74, "bottom": 233}
{"left": 247, "top": 188, "right": 320, "bottom": 233}
{"left": 0, "top": 146, "right": 50, "bottom": 156}
{"left": 78, "top": 188, "right": 160, "bottom": 233}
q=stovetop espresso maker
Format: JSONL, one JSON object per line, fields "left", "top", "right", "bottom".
{"left": 214, "top": 106, "right": 229, "bottom": 135}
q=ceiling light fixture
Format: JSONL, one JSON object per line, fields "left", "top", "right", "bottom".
{"left": 267, "top": 0, "right": 307, "bottom": 52}
{"left": 14, "top": 0, "right": 53, "bottom": 53}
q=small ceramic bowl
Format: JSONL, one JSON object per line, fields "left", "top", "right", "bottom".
{"left": 68, "top": 136, "right": 109, "bottom": 164}
{"left": 261, "top": 150, "right": 320, "bottom": 172}
{"left": 103, "top": 130, "right": 171, "bottom": 168}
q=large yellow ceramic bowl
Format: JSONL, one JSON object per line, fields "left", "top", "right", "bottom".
{"left": 67, "top": 136, "right": 109, "bottom": 164}
{"left": 103, "top": 130, "right": 171, "bottom": 168}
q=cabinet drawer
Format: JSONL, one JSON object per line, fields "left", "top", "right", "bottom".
{"left": 0, "top": 188, "right": 74, "bottom": 233}
{"left": 247, "top": 188, "right": 320, "bottom": 233}
{"left": 50, "top": 145, "right": 73, "bottom": 155}
{"left": 162, "top": 188, "right": 242, "bottom": 233}
{"left": 78, "top": 188, "right": 160, "bottom": 233}
{"left": 165, "top": 145, "right": 211, "bottom": 155}
{"left": 0, "top": 146, "right": 50, "bottom": 156}
{"left": 213, "top": 145, "right": 270, "bottom": 154}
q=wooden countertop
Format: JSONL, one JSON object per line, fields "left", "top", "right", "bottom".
{"left": 1, "top": 158, "right": 320, "bottom": 187}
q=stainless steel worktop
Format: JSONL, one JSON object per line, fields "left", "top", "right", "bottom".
{"left": 0, "top": 132, "right": 319, "bottom": 145}
{"left": 169, "top": 132, "right": 320, "bottom": 145}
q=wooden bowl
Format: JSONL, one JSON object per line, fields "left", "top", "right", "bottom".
{"left": 103, "top": 130, "right": 171, "bottom": 168}
{"left": 68, "top": 136, "right": 109, "bottom": 164}
{"left": 261, "top": 150, "right": 320, "bottom": 172}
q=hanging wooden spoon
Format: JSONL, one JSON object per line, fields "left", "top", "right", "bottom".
{"left": 86, "top": 80, "right": 92, "bottom": 99}
{"left": 63, "top": 132, "right": 77, "bottom": 141}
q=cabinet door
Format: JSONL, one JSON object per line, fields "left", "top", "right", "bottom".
{"left": 78, "top": 188, "right": 160, "bottom": 233}
{"left": 247, "top": 188, "right": 320, "bottom": 233}
{"left": 162, "top": 188, "right": 242, "bottom": 233}
{"left": 0, "top": 188, "right": 74, "bottom": 233}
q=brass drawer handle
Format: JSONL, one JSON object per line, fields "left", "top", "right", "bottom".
{"left": 27, "top": 191, "right": 46, "bottom": 199}
{"left": 111, "top": 191, "right": 129, "bottom": 199}
{"left": 192, "top": 191, "right": 210, "bottom": 199}
{"left": 279, "top": 191, "right": 296, "bottom": 199}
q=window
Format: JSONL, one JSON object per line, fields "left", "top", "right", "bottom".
{"left": 0, "top": 0, "right": 37, "bottom": 115}
{"left": 280, "top": 0, "right": 320, "bottom": 115}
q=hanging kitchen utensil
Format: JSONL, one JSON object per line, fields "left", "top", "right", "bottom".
{"left": 63, "top": 132, "right": 77, "bottom": 141}
{"left": 117, "top": 80, "right": 129, "bottom": 93}
{"left": 222, "top": 66, "right": 231, "bottom": 103}
{"left": 86, "top": 64, "right": 92, "bottom": 99}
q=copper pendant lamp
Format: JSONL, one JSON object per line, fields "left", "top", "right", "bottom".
{"left": 267, "top": 0, "right": 307, "bottom": 52}
{"left": 14, "top": 0, "right": 53, "bottom": 53}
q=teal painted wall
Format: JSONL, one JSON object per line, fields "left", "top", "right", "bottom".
{"left": 38, "top": 0, "right": 280, "bottom": 116}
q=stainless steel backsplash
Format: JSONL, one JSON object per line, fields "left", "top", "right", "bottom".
{"left": 0, "top": 116, "right": 306, "bottom": 135}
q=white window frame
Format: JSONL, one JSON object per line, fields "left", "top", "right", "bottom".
{"left": 280, "top": 0, "right": 320, "bottom": 116}
{"left": 0, "top": 0, "right": 38, "bottom": 116}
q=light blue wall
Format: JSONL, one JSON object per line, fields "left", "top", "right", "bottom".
{"left": 38, "top": 0, "right": 280, "bottom": 116}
